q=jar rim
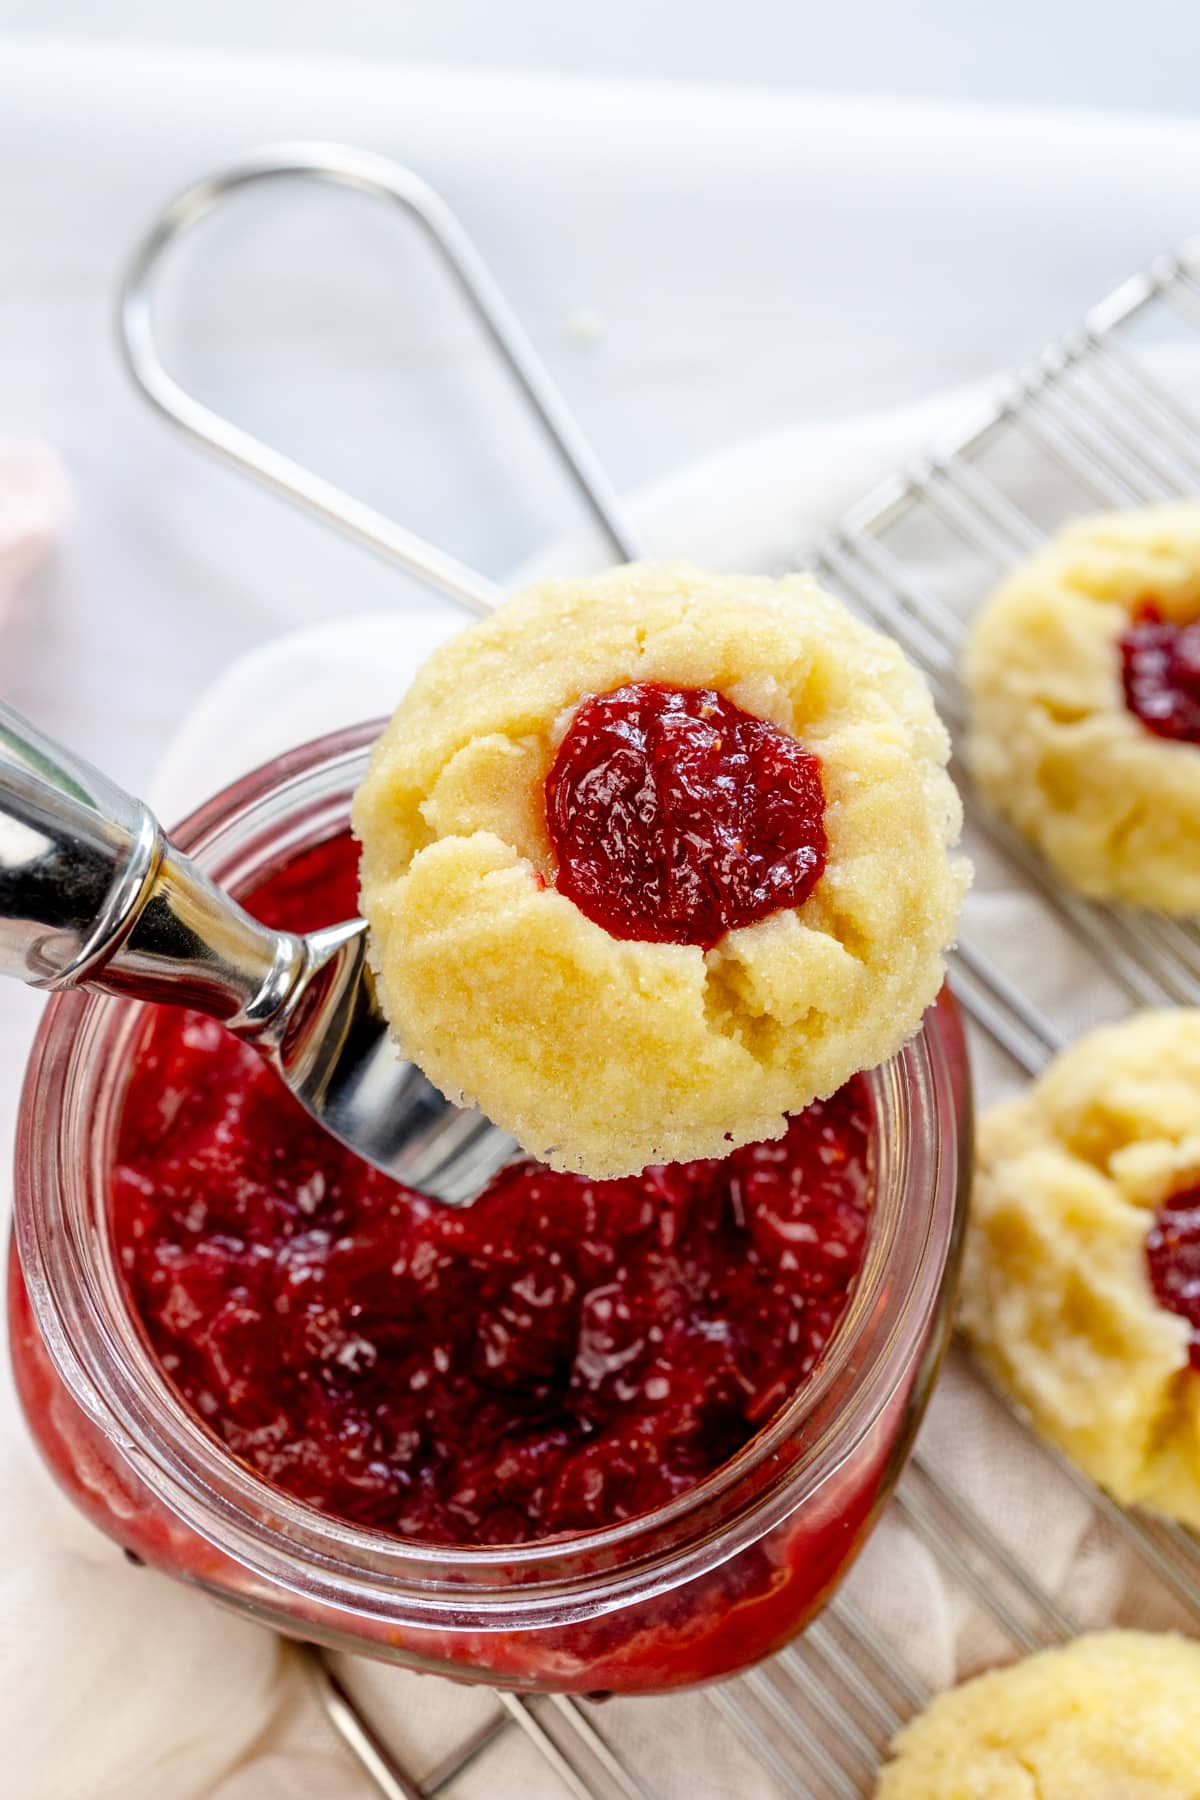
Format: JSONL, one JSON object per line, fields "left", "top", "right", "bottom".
{"left": 13, "top": 723, "right": 965, "bottom": 1627}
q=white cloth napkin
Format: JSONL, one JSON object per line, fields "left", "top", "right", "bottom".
{"left": 1, "top": 385, "right": 1193, "bottom": 1798}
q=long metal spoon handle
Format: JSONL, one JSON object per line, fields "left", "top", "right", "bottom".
{"left": 0, "top": 702, "right": 304, "bottom": 1028}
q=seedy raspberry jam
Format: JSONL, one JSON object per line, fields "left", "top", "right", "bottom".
{"left": 110, "top": 834, "right": 871, "bottom": 1547}
{"left": 1145, "top": 1185, "right": 1200, "bottom": 1371}
{"left": 1119, "top": 604, "right": 1200, "bottom": 744}
{"left": 544, "top": 683, "right": 827, "bottom": 948}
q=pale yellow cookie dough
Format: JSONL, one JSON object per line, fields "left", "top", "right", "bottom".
{"left": 965, "top": 504, "right": 1200, "bottom": 914}
{"left": 353, "top": 562, "right": 967, "bottom": 1177}
{"left": 875, "top": 1630, "right": 1200, "bottom": 1800}
{"left": 961, "top": 1009, "right": 1200, "bottom": 1527}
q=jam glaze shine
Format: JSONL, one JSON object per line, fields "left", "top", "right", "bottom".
{"left": 1120, "top": 604, "right": 1200, "bottom": 745}
{"left": 545, "top": 683, "right": 827, "bottom": 948}
{"left": 1146, "top": 1186, "right": 1200, "bottom": 1371}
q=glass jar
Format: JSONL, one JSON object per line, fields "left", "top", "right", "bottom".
{"left": 9, "top": 723, "right": 971, "bottom": 1695}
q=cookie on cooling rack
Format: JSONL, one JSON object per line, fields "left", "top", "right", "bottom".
{"left": 352, "top": 561, "right": 967, "bottom": 1177}
{"left": 875, "top": 1630, "right": 1200, "bottom": 1799}
{"left": 964, "top": 504, "right": 1200, "bottom": 914}
{"left": 960, "top": 1008, "right": 1200, "bottom": 1528}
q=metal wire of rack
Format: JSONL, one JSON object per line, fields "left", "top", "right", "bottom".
{"left": 117, "top": 162, "right": 1200, "bottom": 1799}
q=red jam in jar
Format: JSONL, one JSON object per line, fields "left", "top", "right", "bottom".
{"left": 1146, "top": 1185, "right": 1200, "bottom": 1370}
{"left": 1119, "top": 604, "right": 1200, "bottom": 744}
{"left": 545, "top": 683, "right": 827, "bottom": 947}
{"left": 111, "top": 837, "right": 870, "bottom": 1545}
{"left": 9, "top": 735, "right": 966, "bottom": 1695}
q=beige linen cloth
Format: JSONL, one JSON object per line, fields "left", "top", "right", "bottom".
{"left": 1, "top": 396, "right": 1192, "bottom": 1799}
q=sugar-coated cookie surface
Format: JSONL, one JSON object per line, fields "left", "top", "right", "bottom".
{"left": 353, "top": 563, "right": 967, "bottom": 1177}
{"left": 961, "top": 1010, "right": 1200, "bottom": 1527}
{"left": 875, "top": 1630, "right": 1200, "bottom": 1799}
{"left": 965, "top": 505, "right": 1200, "bottom": 914}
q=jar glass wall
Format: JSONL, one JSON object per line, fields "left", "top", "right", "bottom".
{"left": 9, "top": 724, "right": 970, "bottom": 1694}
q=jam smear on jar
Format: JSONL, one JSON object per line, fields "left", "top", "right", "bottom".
{"left": 1146, "top": 1185, "right": 1200, "bottom": 1371}
{"left": 111, "top": 837, "right": 871, "bottom": 1547}
{"left": 1119, "top": 604, "right": 1200, "bottom": 744}
{"left": 544, "top": 683, "right": 827, "bottom": 948}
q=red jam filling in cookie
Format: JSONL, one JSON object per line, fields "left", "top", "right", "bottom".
{"left": 544, "top": 683, "right": 827, "bottom": 949}
{"left": 1120, "top": 604, "right": 1200, "bottom": 744}
{"left": 1146, "top": 1184, "right": 1200, "bottom": 1371}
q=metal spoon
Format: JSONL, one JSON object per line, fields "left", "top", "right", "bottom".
{"left": 0, "top": 702, "right": 515, "bottom": 1205}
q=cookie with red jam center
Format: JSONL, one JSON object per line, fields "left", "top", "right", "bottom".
{"left": 877, "top": 1631, "right": 1200, "bottom": 1800}
{"left": 966, "top": 504, "right": 1200, "bottom": 914}
{"left": 962, "top": 1008, "right": 1200, "bottom": 1530}
{"left": 354, "top": 562, "right": 966, "bottom": 1178}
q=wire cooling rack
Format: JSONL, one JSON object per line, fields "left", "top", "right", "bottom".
{"left": 118, "top": 156, "right": 1200, "bottom": 1798}
{"left": 292, "top": 242, "right": 1200, "bottom": 1800}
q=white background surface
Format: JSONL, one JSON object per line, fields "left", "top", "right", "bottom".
{"left": 6, "top": 3, "right": 1200, "bottom": 115}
